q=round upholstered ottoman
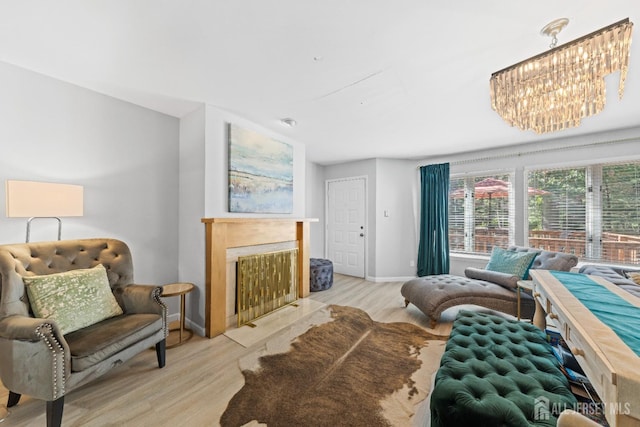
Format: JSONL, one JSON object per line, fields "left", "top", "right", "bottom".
{"left": 310, "top": 258, "right": 333, "bottom": 291}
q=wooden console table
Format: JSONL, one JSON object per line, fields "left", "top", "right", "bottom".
{"left": 530, "top": 269, "right": 640, "bottom": 427}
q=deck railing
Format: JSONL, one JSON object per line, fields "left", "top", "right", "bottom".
{"left": 450, "top": 229, "right": 640, "bottom": 264}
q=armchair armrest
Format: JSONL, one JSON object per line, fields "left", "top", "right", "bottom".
{"left": 464, "top": 267, "right": 519, "bottom": 290}
{"left": 0, "top": 314, "right": 65, "bottom": 341}
{"left": 0, "top": 315, "right": 70, "bottom": 400}
{"left": 115, "top": 284, "right": 166, "bottom": 316}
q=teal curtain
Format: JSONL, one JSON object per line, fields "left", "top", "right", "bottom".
{"left": 417, "top": 163, "right": 450, "bottom": 276}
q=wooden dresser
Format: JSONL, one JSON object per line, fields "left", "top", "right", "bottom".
{"left": 530, "top": 269, "right": 640, "bottom": 427}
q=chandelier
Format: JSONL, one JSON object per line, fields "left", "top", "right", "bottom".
{"left": 490, "top": 18, "right": 634, "bottom": 134}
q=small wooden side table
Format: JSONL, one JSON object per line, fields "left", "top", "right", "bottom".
{"left": 516, "top": 280, "right": 534, "bottom": 321}
{"left": 161, "top": 282, "right": 195, "bottom": 348}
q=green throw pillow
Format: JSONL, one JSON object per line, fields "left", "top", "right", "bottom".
{"left": 485, "top": 247, "right": 537, "bottom": 279}
{"left": 24, "top": 264, "right": 123, "bottom": 335}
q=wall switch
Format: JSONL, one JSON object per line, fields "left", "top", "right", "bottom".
{"left": 409, "top": 260, "right": 415, "bottom": 267}
{"left": 384, "top": 210, "right": 389, "bottom": 217}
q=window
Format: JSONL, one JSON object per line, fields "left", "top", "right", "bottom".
{"left": 527, "top": 161, "right": 640, "bottom": 264}
{"left": 527, "top": 168, "right": 586, "bottom": 257}
{"left": 600, "top": 163, "right": 640, "bottom": 263}
{"left": 449, "top": 173, "right": 514, "bottom": 255}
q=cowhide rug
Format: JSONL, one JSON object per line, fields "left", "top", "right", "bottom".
{"left": 220, "top": 304, "right": 447, "bottom": 427}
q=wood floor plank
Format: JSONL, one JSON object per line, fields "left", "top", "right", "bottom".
{"left": 0, "top": 274, "right": 455, "bottom": 426}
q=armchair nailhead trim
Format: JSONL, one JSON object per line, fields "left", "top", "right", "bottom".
{"left": 35, "top": 323, "right": 66, "bottom": 399}
{"left": 153, "top": 287, "right": 169, "bottom": 338}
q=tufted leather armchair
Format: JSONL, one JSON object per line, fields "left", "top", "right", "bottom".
{"left": 0, "top": 238, "right": 167, "bottom": 427}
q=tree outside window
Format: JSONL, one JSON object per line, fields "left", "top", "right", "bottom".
{"left": 449, "top": 174, "right": 513, "bottom": 255}
{"left": 528, "top": 162, "right": 640, "bottom": 265}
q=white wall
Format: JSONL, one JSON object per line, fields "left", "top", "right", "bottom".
{"left": 0, "top": 61, "right": 180, "bottom": 286}
{"left": 305, "top": 160, "right": 325, "bottom": 258}
{"left": 374, "top": 159, "right": 419, "bottom": 280}
{"left": 178, "top": 105, "right": 207, "bottom": 328}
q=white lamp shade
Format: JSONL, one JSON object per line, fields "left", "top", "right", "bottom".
{"left": 6, "top": 180, "right": 84, "bottom": 218}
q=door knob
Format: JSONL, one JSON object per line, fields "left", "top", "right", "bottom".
{"left": 359, "top": 233, "right": 364, "bottom": 237}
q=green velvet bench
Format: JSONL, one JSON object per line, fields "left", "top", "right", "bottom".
{"left": 431, "top": 310, "right": 577, "bottom": 427}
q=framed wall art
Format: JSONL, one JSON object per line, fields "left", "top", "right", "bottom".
{"left": 228, "top": 123, "right": 293, "bottom": 213}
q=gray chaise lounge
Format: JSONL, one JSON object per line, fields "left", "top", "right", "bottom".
{"left": 578, "top": 264, "right": 640, "bottom": 298}
{"left": 401, "top": 246, "right": 578, "bottom": 328}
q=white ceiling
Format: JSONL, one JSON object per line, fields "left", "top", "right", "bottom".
{"left": 1, "top": 1, "right": 639, "bottom": 165}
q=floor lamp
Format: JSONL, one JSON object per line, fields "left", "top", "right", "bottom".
{"left": 5, "top": 180, "right": 84, "bottom": 243}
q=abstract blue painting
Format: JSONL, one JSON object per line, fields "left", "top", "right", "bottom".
{"left": 228, "top": 123, "right": 293, "bottom": 213}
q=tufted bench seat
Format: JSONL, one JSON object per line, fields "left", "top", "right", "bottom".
{"left": 431, "top": 310, "right": 577, "bottom": 426}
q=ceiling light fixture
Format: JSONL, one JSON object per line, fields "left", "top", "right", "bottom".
{"left": 490, "top": 18, "right": 634, "bottom": 134}
{"left": 280, "top": 118, "right": 297, "bottom": 127}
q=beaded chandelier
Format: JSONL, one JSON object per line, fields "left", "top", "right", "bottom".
{"left": 490, "top": 18, "right": 633, "bottom": 134}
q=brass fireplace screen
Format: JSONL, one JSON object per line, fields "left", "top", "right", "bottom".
{"left": 236, "top": 248, "right": 299, "bottom": 327}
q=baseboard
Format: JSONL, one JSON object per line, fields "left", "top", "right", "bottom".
{"left": 185, "top": 317, "right": 205, "bottom": 337}
{"left": 365, "top": 275, "right": 416, "bottom": 283}
{"left": 166, "top": 313, "right": 206, "bottom": 337}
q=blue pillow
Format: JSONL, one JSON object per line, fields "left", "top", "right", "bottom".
{"left": 485, "top": 247, "right": 537, "bottom": 279}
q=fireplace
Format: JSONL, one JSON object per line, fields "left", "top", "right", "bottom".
{"left": 236, "top": 248, "right": 298, "bottom": 327}
{"left": 201, "top": 217, "right": 317, "bottom": 337}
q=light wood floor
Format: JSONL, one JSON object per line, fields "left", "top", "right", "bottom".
{"left": 0, "top": 274, "right": 459, "bottom": 426}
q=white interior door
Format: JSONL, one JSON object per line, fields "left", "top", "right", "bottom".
{"left": 327, "top": 177, "right": 366, "bottom": 278}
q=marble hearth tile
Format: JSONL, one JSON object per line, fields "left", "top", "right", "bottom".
{"left": 223, "top": 298, "right": 326, "bottom": 348}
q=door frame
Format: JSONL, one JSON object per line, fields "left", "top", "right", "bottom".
{"left": 325, "top": 175, "right": 368, "bottom": 278}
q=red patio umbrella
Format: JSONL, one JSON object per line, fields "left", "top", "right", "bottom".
{"left": 451, "top": 178, "right": 548, "bottom": 226}
{"left": 451, "top": 177, "right": 548, "bottom": 198}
